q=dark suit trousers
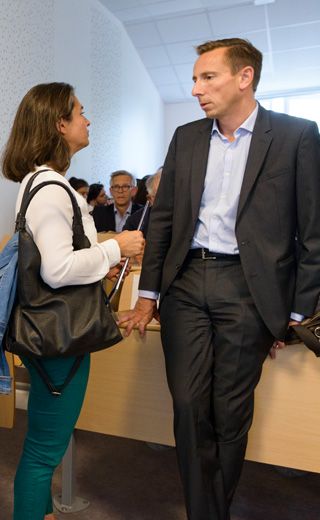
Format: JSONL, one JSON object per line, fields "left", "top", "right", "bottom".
{"left": 160, "top": 256, "right": 274, "bottom": 520}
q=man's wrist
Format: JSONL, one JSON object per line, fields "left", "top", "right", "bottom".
{"left": 138, "top": 289, "right": 159, "bottom": 300}
{"left": 290, "top": 312, "right": 304, "bottom": 322}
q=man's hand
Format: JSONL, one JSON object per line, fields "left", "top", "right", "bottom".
{"left": 117, "top": 297, "right": 159, "bottom": 337}
{"left": 269, "top": 320, "right": 301, "bottom": 359}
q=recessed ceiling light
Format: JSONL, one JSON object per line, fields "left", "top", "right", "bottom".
{"left": 254, "top": 0, "right": 275, "bottom": 5}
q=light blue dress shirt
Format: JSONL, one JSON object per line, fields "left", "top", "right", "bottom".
{"left": 191, "top": 105, "right": 258, "bottom": 254}
{"left": 114, "top": 201, "right": 133, "bottom": 232}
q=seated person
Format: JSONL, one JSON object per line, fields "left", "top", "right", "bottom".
{"left": 132, "top": 175, "right": 150, "bottom": 205}
{"left": 123, "top": 168, "right": 162, "bottom": 238}
{"left": 92, "top": 170, "right": 141, "bottom": 232}
{"left": 87, "top": 183, "right": 108, "bottom": 207}
{"left": 68, "top": 177, "right": 89, "bottom": 199}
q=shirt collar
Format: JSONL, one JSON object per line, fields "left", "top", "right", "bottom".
{"left": 114, "top": 201, "right": 132, "bottom": 215}
{"left": 34, "top": 164, "right": 55, "bottom": 172}
{"left": 211, "top": 102, "right": 258, "bottom": 139}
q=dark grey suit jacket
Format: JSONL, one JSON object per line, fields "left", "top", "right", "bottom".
{"left": 122, "top": 206, "right": 151, "bottom": 238}
{"left": 92, "top": 203, "right": 142, "bottom": 232}
{"left": 139, "top": 105, "right": 320, "bottom": 339}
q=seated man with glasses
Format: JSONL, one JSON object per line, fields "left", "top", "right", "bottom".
{"left": 92, "top": 170, "right": 141, "bottom": 232}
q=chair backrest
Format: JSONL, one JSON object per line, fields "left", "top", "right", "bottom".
{"left": 0, "top": 235, "right": 15, "bottom": 429}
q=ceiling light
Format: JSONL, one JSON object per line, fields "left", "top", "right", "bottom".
{"left": 254, "top": 0, "right": 275, "bottom": 5}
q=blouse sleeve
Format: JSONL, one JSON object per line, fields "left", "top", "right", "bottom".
{"left": 24, "top": 182, "right": 121, "bottom": 288}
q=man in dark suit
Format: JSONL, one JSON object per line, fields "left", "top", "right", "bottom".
{"left": 92, "top": 170, "right": 141, "bottom": 232}
{"left": 119, "top": 38, "right": 320, "bottom": 520}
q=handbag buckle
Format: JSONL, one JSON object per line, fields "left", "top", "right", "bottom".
{"left": 51, "top": 390, "right": 62, "bottom": 397}
{"left": 15, "top": 213, "right": 26, "bottom": 231}
{"left": 314, "top": 326, "right": 320, "bottom": 340}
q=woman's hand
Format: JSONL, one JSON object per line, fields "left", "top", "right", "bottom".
{"left": 114, "top": 230, "right": 145, "bottom": 258}
{"left": 106, "top": 259, "right": 131, "bottom": 280}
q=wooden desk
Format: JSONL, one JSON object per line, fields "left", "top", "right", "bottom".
{"left": 77, "top": 329, "right": 173, "bottom": 445}
{"left": 246, "top": 344, "right": 320, "bottom": 472}
{"left": 77, "top": 271, "right": 320, "bottom": 472}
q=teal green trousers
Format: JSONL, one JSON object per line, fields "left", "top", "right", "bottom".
{"left": 13, "top": 354, "right": 90, "bottom": 520}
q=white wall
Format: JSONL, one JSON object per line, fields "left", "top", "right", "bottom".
{"left": 164, "top": 101, "right": 203, "bottom": 152}
{"left": 120, "top": 36, "right": 164, "bottom": 177}
{"left": 0, "top": 0, "right": 55, "bottom": 237}
{"left": 0, "top": 0, "right": 164, "bottom": 238}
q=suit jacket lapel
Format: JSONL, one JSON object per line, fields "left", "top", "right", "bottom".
{"left": 237, "top": 106, "right": 273, "bottom": 221}
{"left": 111, "top": 204, "right": 116, "bottom": 231}
{"left": 191, "top": 119, "right": 213, "bottom": 224}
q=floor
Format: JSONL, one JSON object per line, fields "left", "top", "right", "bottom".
{"left": 1, "top": 410, "right": 320, "bottom": 520}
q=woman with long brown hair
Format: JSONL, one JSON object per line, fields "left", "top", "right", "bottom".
{"left": 2, "top": 82, "right": 144, "bottom": 520}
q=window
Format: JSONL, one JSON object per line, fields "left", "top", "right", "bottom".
{"left": 258, "top": 91, "right": 320, "bottom": 131}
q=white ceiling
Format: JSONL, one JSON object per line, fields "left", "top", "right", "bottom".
{"left": 99, "top": 0, "right": 320, "bottom": 103}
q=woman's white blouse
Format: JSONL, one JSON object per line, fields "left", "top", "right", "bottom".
{"left": 15, "top": 166, "right": 120, "bottom": 289}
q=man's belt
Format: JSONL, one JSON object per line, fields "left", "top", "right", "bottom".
{"left": 188, "top": 248, "right": 240, "bottom": 261}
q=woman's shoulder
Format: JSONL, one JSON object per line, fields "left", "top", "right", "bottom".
{"left": 29, "top": 167, "right": 68, "bottom": 185}
{"left": 19, "top": 166, "right": 67, "bottom": 191}
{"left": 16, "top": 167, "right": 72, "bottom": 214}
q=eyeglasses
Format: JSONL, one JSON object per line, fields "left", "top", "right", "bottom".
{"left": 110, "top": 184, "right": 133, "bottom": 192}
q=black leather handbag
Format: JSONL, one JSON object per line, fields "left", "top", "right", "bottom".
{"left": 6, "top": 172, "right": 122, "bottom": 393}
{"left": 285, "top": 313, "right": 320, "bottom": 357}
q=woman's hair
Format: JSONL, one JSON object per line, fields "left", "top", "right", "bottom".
{"left": 87, "top": 183, "right": 104, "bottom": 205}
{"left": 2, "top": 82, "right": 75, "bottom": 182}
{"left": 133, "top": 175, "right": 150, "bottom": 205}
{"left": 69, "top": 177, "right": 89, "bottom": 191}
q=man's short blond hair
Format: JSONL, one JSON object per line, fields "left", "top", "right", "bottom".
{"left": 196, "top": 38, "right": 262, "bottom": 92}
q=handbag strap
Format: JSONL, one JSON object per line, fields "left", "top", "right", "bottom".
{"left": 23, "top": 169, "right": 50, "bottom": 196}
{"left": 28, "top": 356, "right": 85, "bottom": 396}
{"left": 15, "top": 170, "right": 90, "bottom": 251}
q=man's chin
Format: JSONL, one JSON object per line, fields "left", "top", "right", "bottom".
{"left": 201, "top": 107, "right": 215, "bottom": 119}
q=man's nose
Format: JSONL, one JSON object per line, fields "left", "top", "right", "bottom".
{"left": 192, "top": 80, "right": 202, "bottom": 97}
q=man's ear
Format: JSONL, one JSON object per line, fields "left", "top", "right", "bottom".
{"left": 56, "top": 118, "right": 67, "bottom": 135}
{"left": 239, "top": 66, "right": 254, "bottom": 90}
{"left": 131, "top": 186, "right": 138, "bottom": 198}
